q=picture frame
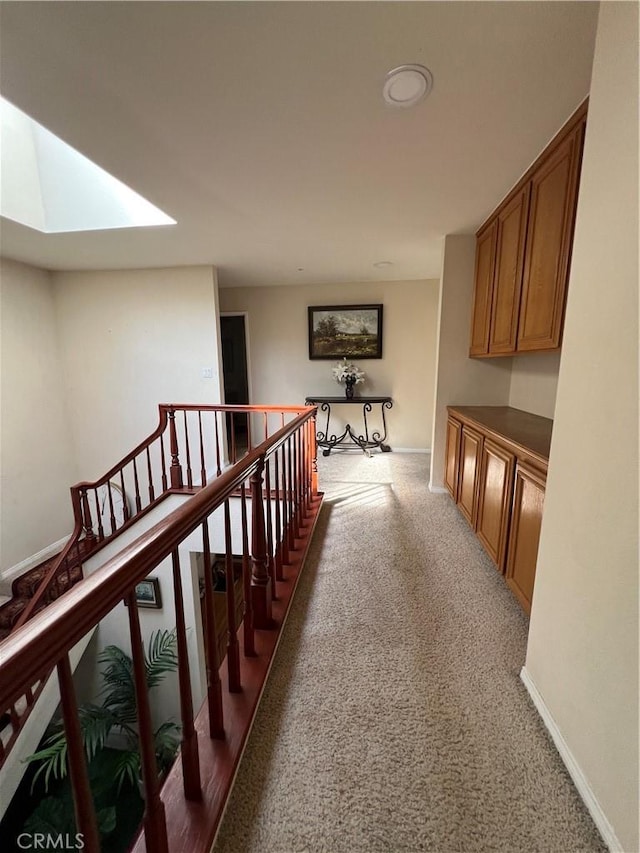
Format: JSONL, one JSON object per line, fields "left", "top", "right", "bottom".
{"left": 308, "top": 304, "right": 383, "bottom": 360}
{"left": 125, "top": 577, "right": 162, "bottom": 609}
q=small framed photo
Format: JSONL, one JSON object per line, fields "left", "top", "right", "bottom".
{"left": 126, "top": 578, "right": 162, "bottom": 609}
{"left": 308, "top": 304, "right": 383, "bottom": 360}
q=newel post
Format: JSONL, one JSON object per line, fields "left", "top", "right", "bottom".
{"left": 250, "top": 455, "right": 273, "bottom": 629}
{"left": 78, "top": 488, "right": 96, "bottom": 549}
{"left": 168, "top": 408, "right": 184, "bottom": 489}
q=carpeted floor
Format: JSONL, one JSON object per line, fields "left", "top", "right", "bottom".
{"left": 213, "top": 452, "right": 606, "bottom": 853}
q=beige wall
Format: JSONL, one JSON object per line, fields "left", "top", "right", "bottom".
{"left": 52, "top": 266, "right": 224, "bottom": 480}
{"left": 508, "top": 351, "right": 560, "bottom": 419}
{"left": 525, "top": 4, "right": 639, "bottom": 850}
{"left": 0, "top": 258, "right": 77, "bottom": 570}
{"left": 220, "top": 279, "right": 439, "bottom": 450}
{"left": 429, "top": 235, "right": 513, "bottom": 489}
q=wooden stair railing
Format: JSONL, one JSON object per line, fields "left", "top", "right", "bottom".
{"left": 0, "top": 406, "right": 321, "bottom": 852}
{"left": 0, "top": 404, "right": 317, "bottom": 773}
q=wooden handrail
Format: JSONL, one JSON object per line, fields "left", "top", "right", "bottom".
{"left": 0, "top": 408, "right": 314, "bottom": 710}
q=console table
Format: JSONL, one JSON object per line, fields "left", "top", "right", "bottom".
{"left": 305, "top": 396, "right": 393, "bottom": 456}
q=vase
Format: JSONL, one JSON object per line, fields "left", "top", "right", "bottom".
{"left": 344, "top": 376, "right": 356, "bottom": 399}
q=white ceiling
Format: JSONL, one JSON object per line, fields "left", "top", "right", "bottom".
{"left": 0, "top": 2, "right": 598, "bottom": 287}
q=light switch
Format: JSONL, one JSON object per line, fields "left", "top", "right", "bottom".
{"left": 201, "top": 367, "right": 214, "bottom": 379}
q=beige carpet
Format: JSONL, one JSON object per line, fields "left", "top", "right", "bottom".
{"left": 213, "top": 452, "right": 605, "bottom": 853}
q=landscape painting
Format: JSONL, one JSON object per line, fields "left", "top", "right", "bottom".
{"left": 308, "top": 304, "right": 383, "bottom": 359}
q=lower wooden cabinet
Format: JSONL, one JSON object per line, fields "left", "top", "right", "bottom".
{"left": 445, "top": 407, "right": 551, "bottom": 616}
{"left": 476, "top": 439, "right": 515, "bottom": 572}
{"left": 505, "top": 462, "right": 547, "bottom": 615}
{"left": 457, "top": 426, "right": 483, "bottom": 528}
{"left": 444, "top": 418, "right": 462, "bottom": 499}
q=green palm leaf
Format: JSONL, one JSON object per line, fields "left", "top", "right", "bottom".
{"left": 145, "top": 629, "right": 178, "bottom": 689}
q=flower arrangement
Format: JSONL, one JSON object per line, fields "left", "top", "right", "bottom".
{"left": 332, "top": 358, "right": 365, "bottom": 398}
{"left": 332, "top": 358, "right": 365, "bottom": 385}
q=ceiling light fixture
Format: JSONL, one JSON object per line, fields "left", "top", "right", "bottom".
{"left": 373, "top": 261, "right": 394, "bottom": 269}
{"left": 383, "top": 64, "right": 433, "bottom": 108}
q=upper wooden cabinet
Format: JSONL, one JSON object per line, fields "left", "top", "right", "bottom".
{"left": 470, "top": 222, "right": 497, "bottom": 355}
{"left": 470, "top": 102, "right": 587, "bottom": 358}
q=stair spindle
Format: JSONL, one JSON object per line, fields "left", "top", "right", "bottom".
{"left": 57, "top": 654, "right": 100, "bottom": 852}
{"left": 171, "top": 549, "right": 202, "bottom": 801}
{"left": 198, "top": 412, "right": 207, "bottom": 486}
{"left": 274, "top": 451, "right": 284, "bottom": 581}
{"left": 201, "top": 521, "right": 224, "bottom": 738}
{"left": 126, "top": 589, "right": 169, "bottom": 852}
{"left": 132, "top": 456, "right": 143, "bottom": 512}
{"left": 224, "top": 500, "right": 241, "bottom": 692}
{"left": 240, "top": 482, "right": 255, "bottom": 656}
{"left": 250, "top": 456, "right": 272, "bottom": 629}
{"left": 264, "top": 457, "right": 276, "bottom": 599}
{"left": 183, "top": 410, "right": 193, "bottom": 488}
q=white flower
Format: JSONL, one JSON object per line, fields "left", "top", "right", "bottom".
{"left": 332, "top": 358, "right": 365, "bottom": 384}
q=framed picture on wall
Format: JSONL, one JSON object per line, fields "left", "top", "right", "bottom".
{"left": 124, "top": 577, "right": 162, "bottom": 609}
{"left": 308, "top": 304, "right": 383, "bottom": 359}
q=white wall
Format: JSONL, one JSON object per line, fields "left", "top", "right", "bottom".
{"left": 0, "top": 258, "right": 77, "bottom": 570}
{"left": 429, "top": 235, "right": 513, "bottom": 489}
{"left": 52, "top": 266, "right": 224, "bottom": 480}
{"left": 508, "top": 351, "right": 560, "bottom": 419}
{"left": 220, "top": 279, "right": 439, "bottom": 451}
{"left": 525, "top": 4, "right": 639, "bottom": 851}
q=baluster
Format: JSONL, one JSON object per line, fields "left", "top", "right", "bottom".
{"left": 240, "top": 482, "right": 255, "bottom": 656}
{"left": 310, "top": 412, "right": 318, "bottom": 496}
{"left": 214, "top": 412, "right": 222, "bottom": 477}
{"left": 132, "top": 456, "right": 143, "bottom": 513}
{"left": 302, "top": 422, "right": 310, "bottom": 513}
{"left": 250, "top": 456, "right": 273, "bottom": 628}
{"left": 80, "top": 489, "right": 96, "bottom": 547}
{"left": 93, "top": 489, "right": 104, "bottom": 542}
{"left": 281, "top": 412, "right": 285, "bottom": 428}
{"left": 168, "top": 409, "right": 183, "bottom": 489}
{"left": 230, "top": 412, "right": 237, "bottom": 464}
{"left": 263, "top": 412, "right": 268, "bottom": 442}
{"left": 273, "top": 451, "right": 284, "bottom": 582}
{"left": 300, "top": 427, "right": 308, "bottom": 517}
{"left": 285, "top": 440, "right": 295, "bottom": 556}
{"left": 291, "top": 436, "right": 300, "bottom": 541}
{"left": 126, "top": 590, "right": 169, "bottom": 852}
{"left": 264, "top": 456, "right": 276, "bottom": 599}
{"left": 198, "top": 412, "right": 207, "bottom": 486}
{"left": 183, "top": 411, "right": 193, "bottom": 488}
{"left": 171, "top": 549, "right": 202, "bottom": 800}
{"left": 146, "top": 446, "right": 156, "bottom": 502}
{"left": 280, "top": 443, "right": 291, "bottom": 565}
{"left": 247, "top": 413, "right": 253, "bottom": 451}
{"left": 106, "top": 481, "right": 116, "bottom": 536}
{"left": 224, "top": 500, "right": 241, "bottom": 691}
{"left": 119, "top": 469, "right": 130, "bottom": 522}
{"left": 160, "top": 434, "right": 168, "bottom": 492}
{"left": 25, "top": 685, "right": 34, "bottom": 705}
{"left": 57, "top": 654, "right": 100, "bottom": 852}
{"left": 202, "top": 522, "right": 224, "bottom": 738}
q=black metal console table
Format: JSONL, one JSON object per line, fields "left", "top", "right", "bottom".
{"left": 305, "top": 396, "right": 393, "bottom": 456}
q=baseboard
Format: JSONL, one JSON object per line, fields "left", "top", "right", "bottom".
{"left": 428, "top": 483, "right": 448, "bottom": 494}
{"left": 0, "top": 536, "right": 70, "bottom": 590}
{"left": 520, "top": 666, "right": 623, "bottom": 853}
{"left": 393, "top": 447, "right": 430, "bottom": 454}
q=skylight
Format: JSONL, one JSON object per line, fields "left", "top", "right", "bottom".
{"left": 0, "top": 97, "right": 176, "bottom": 233}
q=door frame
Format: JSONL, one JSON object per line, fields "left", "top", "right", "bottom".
{"left": 219, "top": 311, "right": 252, "bottom": 404}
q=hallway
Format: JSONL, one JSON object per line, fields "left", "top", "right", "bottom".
{"left": 213, "top": 452, "right": 604, "bottom": 852}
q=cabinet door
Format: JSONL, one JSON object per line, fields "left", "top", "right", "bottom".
{"left": 444, "top": 417, "right": 462, "bottom": 499}
{"left": 489, "top": 186, "right": 530, "bottom": 354}
{"left": 457, "top": 427, "right": 483, "bottom": 529}
{"left": 469, "top": 222, "right": 497, "bottom": 356}
{"left": 505, "top": 462, "right": 547, "bottom": 614}
{"left": 517, "top": 123, "right": 584, "bottom": 351}
{"left": 476, "top": 440, "right": 515, "bottom": 572}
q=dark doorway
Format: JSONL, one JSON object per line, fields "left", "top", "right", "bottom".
{"left": 220, "top": 315, "right": 249, "bottom": 458}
